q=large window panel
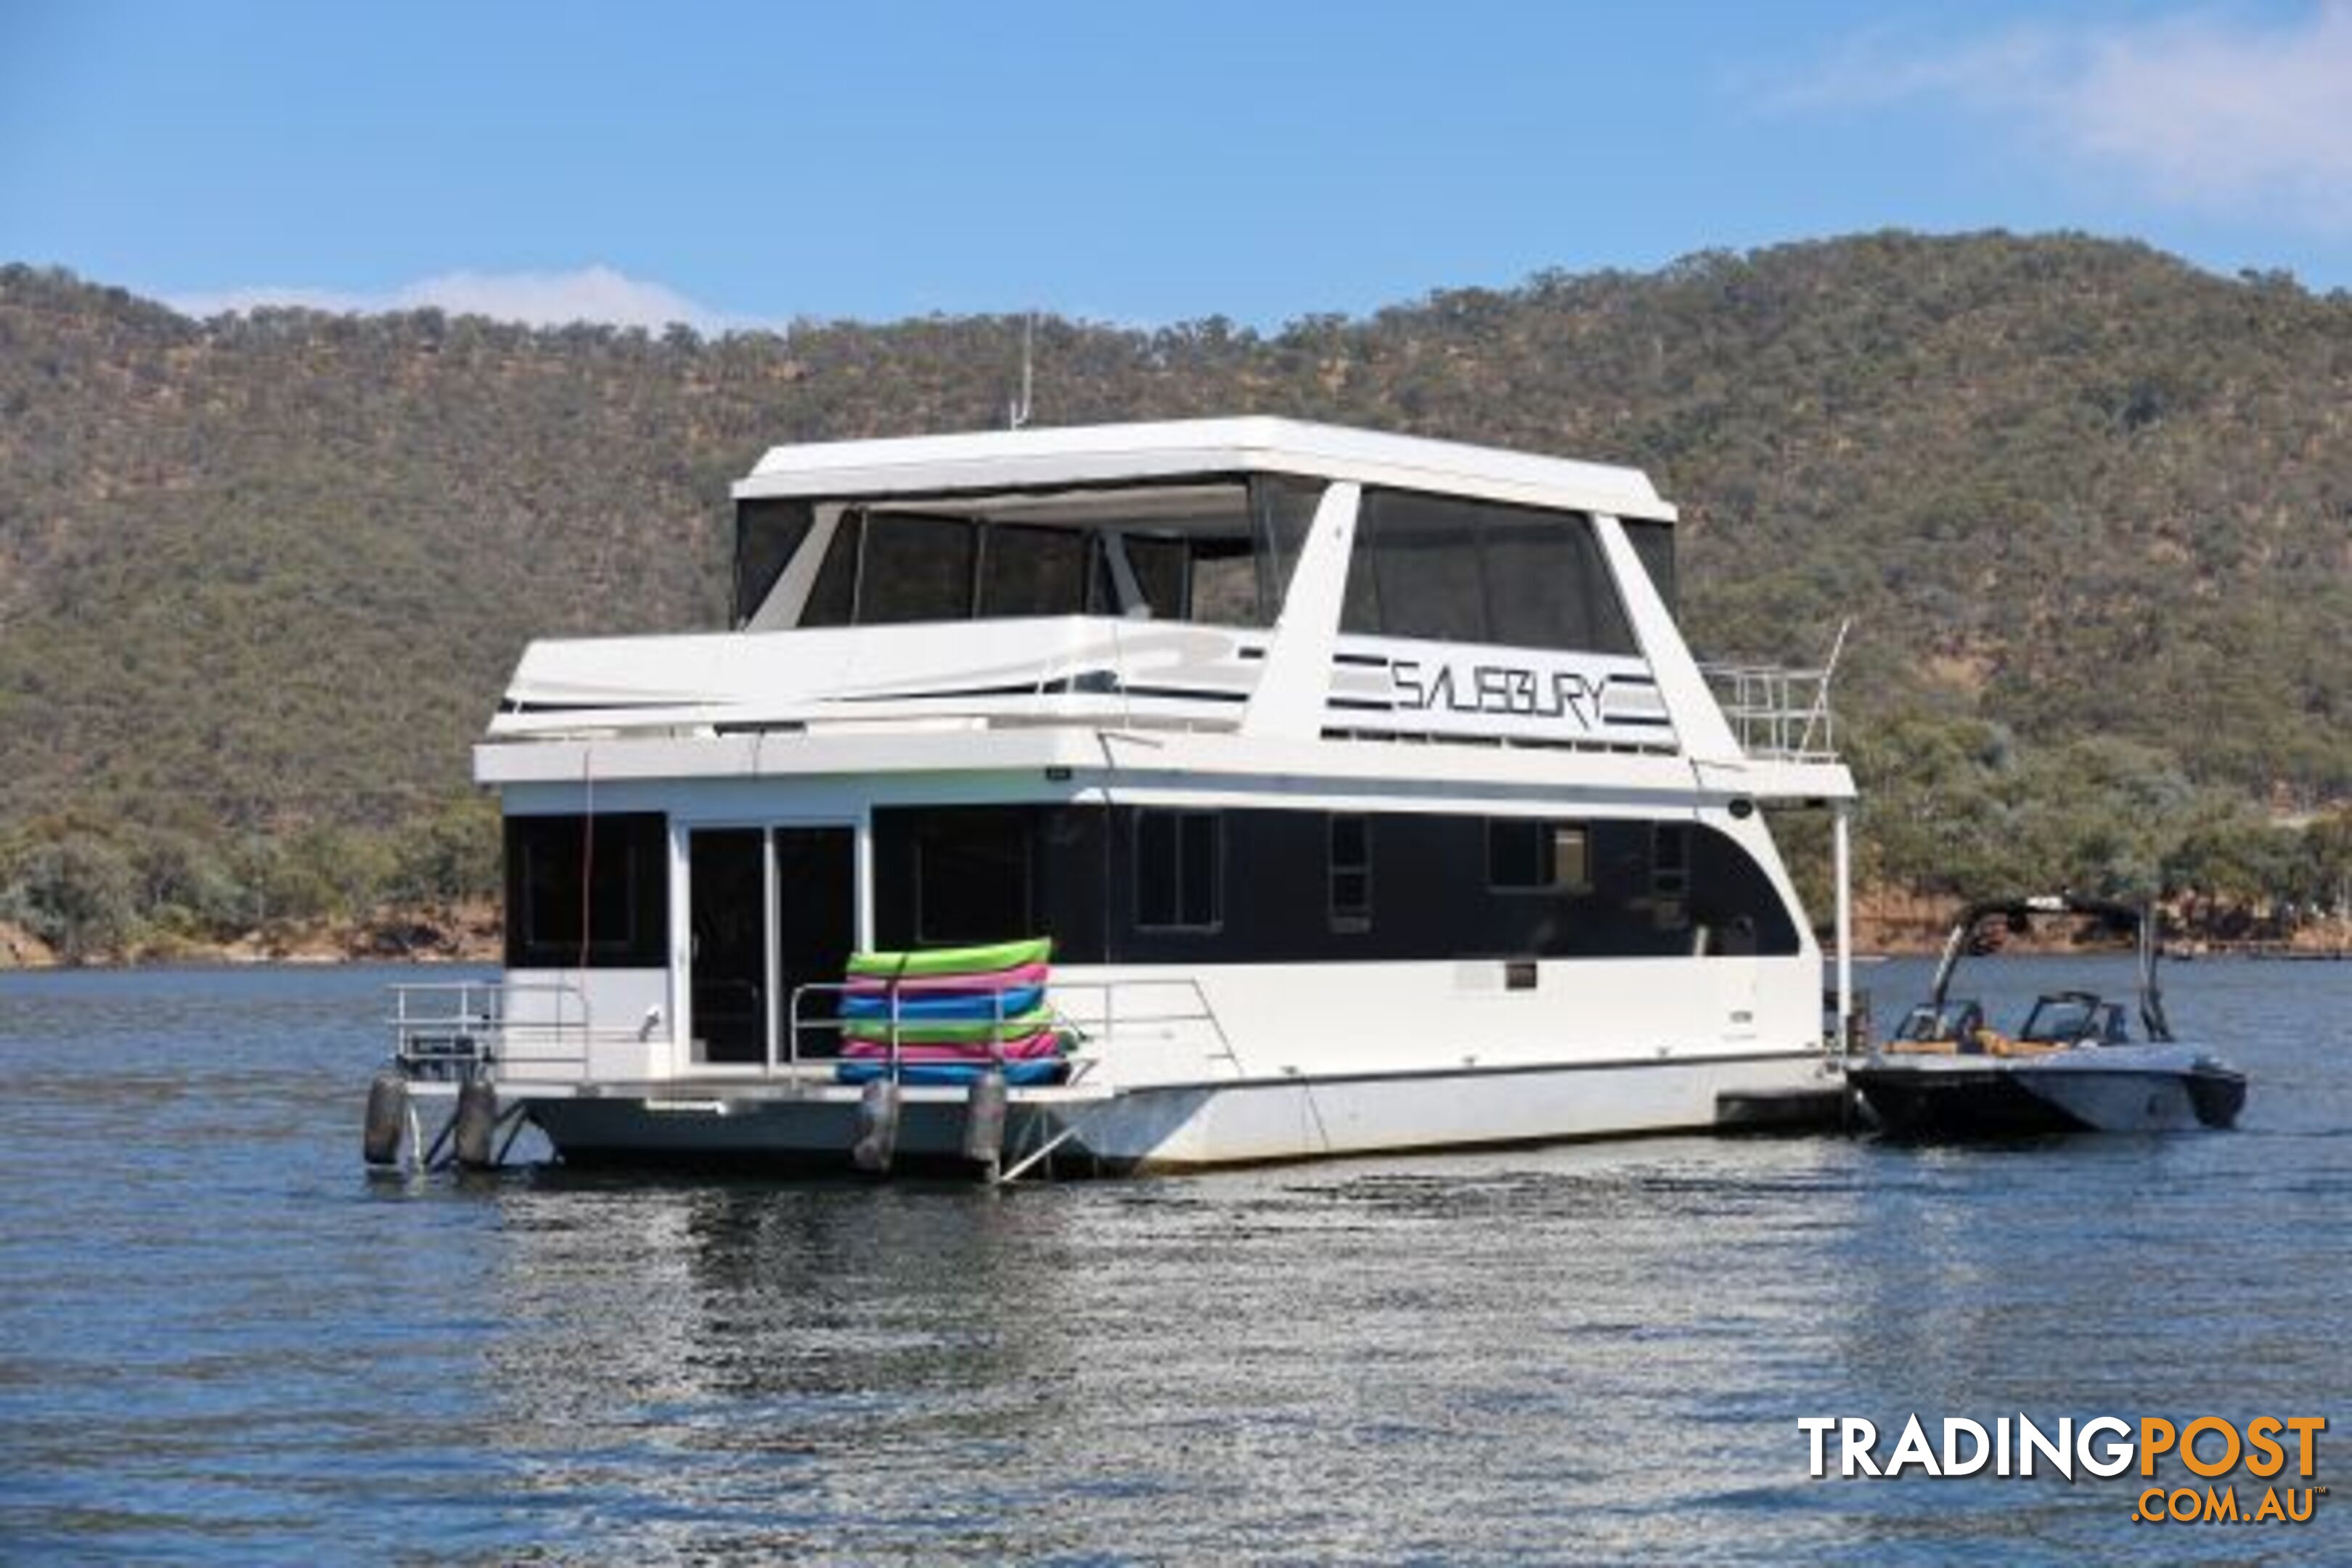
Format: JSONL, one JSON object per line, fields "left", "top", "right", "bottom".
{"left": 911, "top": 807, "right": 1034, "bottom": 947}
{"left": 1355, "top": 490, "right": 1490, "bottom": 642}
{"left": 1252, "top": 475, "right": 1326, "bottom": 615}
{"left": 797, "top": 511, "right": 861, "bottom": 628}
{"left": 1187, "top": 539, "right": 1259, "bottom": 625}
{"left": 857, "top": 512, "right": 979, "bottom": 624}
{"left": 1135, "top": 809, "right": 1222, "bottom": 931}
{"left": 505, "top": 812, "right": 669, "bottom": 968}
{"left": 1567, "top": 520, "right": 1639, "bottom": 656}
{"left": 1481, "top": 512, "right": 1579, "bottom": 649}
{"left": 732, "top": 499, "right": 814, "bottom": 627}
{"left": 1341, "top": 487, "right": 1641, "bottom": 655}
{"left": 1624, "top": 518, "right": 1677, "bottom": 616}
{"left": 1121, "top": 534, "right": 1188, "bottom": 620}
{"left": 977, "top": 523, "right": 1090, "bottom": 618}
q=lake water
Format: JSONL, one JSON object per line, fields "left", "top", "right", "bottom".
{"left": 1, "top": 958, "right": 2345, "bottom": 1563}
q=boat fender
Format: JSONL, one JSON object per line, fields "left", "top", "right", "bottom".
{"left": 963, "top": 1068, "right": 1008, "bottom": 1173}
{"left": 852, "top": 1078, "right": 901, "bottom": 1174}
{"left": 363, "top": 1071, "right": 409, "bottom": 1167}
{"left": 454, "top": 1077, "right": 500, "bottom": 1169}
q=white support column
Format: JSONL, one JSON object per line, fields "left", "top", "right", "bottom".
{"left": 1832, "top": 801, "right": 1855, "bottom": 1050}
{"left": 854, "top": 807, "right": 876, "bottom": 951}
{"left": 1238, "top": 481, "right": 1360, "bottom": 738}
{"left": 761, "top": 827, "right": 781, "bottom": 1071}
{"left": 668, "top": 813, "right": 693, "bottom": 1078}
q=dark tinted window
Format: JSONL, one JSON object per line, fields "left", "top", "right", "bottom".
{"left": 1136, "top": 810, "right": 1221, "bottom": 930}
{"left": 1356, "top": 491, "right": 1490, "bottom": 642}
{"left": 505, "top": 813, "right": 669, "bottom": 968}
{"left": 1341, "top": 489, "right": 1638, "bottom": 655}
{"left": 1652, "top": 822, "right": 1690, "bottom": 897}
{"left": 911, "top": 807, "right": 1034, "bottom": 947}
{"left": 733, "top": 499, "right": 814, "bottom": 626}
{"left": 1481, "top": 512, "right": 1577, "bottom": 648}
{"left": 798, "top": 512, "right": 861, "bottom": 628}
{"left": 1254, "top": 475, "right": 1324, "bottom": 613}
{"left": 1487, "top": 817, "right": 1549, "bottom": 889}
{"left": 1487, "top": 820, "right": 1592, "bottom": 893}
{"left": 978, "top": 523, "right": 1089, "bottom": 618}
{"left": 858, "top": 513, "right": 978, "bottom": 624}
{"left": 1624, "top": 519, "right": 1676, "bottom": 616}
{"left": 777, "top": 478, "right": 1323, "bottom": 629}
{"left": 1329, "top": 813, "right": 1371, "bottom": 931}
{"left": 878, "top": 804, "right": 1798, "bottom": 964}
{"left": 1188, "top": 538, "right": 1259, "bottom": 624}
{"left": 1122, "top": 534, "right": 1188, "bottom": 620}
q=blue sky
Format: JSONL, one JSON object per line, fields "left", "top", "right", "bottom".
{"left": 4, "top": 1, "right": 2348, "bottom": 330}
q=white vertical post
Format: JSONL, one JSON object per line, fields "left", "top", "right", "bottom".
{"left": 669, "top": 817, "right": 693, "bottom": 1079}
{"left": 762, "top": 826, "right": 781, "bottom": 1074}
{"left": 1832, "top": 801, "right": 1854, "bottom": 1050}
{"left": 854, "top": 807, "right": 875, "bottom": 950}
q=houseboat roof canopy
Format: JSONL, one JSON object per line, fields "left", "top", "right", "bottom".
{"left": 734, "top": 417, "right": 1676, "bottom": 523}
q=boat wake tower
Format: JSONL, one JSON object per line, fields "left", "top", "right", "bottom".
{"left": 369, "top": 419, "right": 1859, "bottom": 1176}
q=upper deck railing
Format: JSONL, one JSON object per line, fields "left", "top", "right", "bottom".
{"left": 1702, "top": 662, "right": 1839, "bottom": 764}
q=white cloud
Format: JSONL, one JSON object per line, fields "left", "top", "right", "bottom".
{"left": 1773, "top": 3, "right": 2352, "bottom": 229}
{"left": 166, "top": 264, "right": 740, "bottom": 331}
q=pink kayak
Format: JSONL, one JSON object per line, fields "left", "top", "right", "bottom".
{"left": 839, "top": 1030, "right": 1065, "bottom": 1062}
{"left": 842, "top": 960, "right": 1050, "bottom": 997}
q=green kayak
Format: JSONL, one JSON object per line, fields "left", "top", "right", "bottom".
{"left": 846, "top": 937, "right": 1051, "bottom": 979}
{"left": 841, "top": 1005, "right": 1054, "bottom": 1045}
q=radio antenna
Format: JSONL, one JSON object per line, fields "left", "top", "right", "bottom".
{"left": 1008, "top": 311, "right": 1036, "bottom": 430}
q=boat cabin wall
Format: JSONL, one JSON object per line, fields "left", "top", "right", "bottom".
{"left": 492, "top": 766, "right": 1810, "bottom": 1082}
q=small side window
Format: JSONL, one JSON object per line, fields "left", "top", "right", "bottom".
{"left": 1487, "top": 820, "right": 1592, "bottom": 894}
{"left": 1651, "top": 822, "right": 1690, "bottom": 930}
{"left": 1135, "top": 810, "right": 1222, "bottom": 931}
{"left": 1651, "top": 823, "right": 1689, "bottom": 899}
{"left": 1329, "top": 814, "right": 1372, "bottom": 933}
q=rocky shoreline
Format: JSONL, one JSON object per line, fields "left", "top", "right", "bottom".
{"left": 0, "top": 902, "right": 501, "bottom": 971}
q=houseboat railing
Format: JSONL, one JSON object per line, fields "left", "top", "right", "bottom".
{"left": 387, "top": 979, "right": 593, "bottom": 1079}
{"left": 1702, "top": 662, "right": 1839, "bottom": 764}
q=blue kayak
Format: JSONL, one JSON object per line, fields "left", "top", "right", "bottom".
{"left": 835, "top": 1058, "right": 1067, "bottom": 1087}
{"left": 840, "top": 985, "right": 1045, "bottom": 1023}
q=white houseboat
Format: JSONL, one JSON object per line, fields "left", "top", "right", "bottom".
{"left": 374, "top": 418, "right": 1859, "bottom": 1176}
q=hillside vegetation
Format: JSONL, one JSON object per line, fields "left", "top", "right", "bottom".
{"left": 2, "top": 232, "right": 2348, "bottom": 960}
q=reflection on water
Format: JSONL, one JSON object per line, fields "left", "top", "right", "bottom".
{"left": 1, "top": 959, "right": 2345, "bottom": 1561}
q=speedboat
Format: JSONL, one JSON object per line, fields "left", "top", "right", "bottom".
{"left": 1847, "top": 894, "right": 2246, "bottom": 1138}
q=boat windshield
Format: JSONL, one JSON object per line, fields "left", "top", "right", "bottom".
{"left": 1895, "top": 1000, "right": 1983, "bottom": 1043}
{"left": 2017, "top": 993, "right": 2130, "bottom": 1045}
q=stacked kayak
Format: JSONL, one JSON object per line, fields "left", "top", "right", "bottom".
{"left": 836, "top": 938, "right": 1071, "bottom": 1085}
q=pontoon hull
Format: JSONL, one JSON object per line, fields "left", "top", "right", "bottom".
{"left": 523, "top": 1049, "right": 1837, "bottom": 1173}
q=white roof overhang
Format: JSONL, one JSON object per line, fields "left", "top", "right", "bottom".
{"left": 732, "top": 417, "right": 1675, "bottom": 523}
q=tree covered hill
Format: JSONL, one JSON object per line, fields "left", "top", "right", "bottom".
{"left": 2, "top": 232, "right": 2348, "bottom": 955}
